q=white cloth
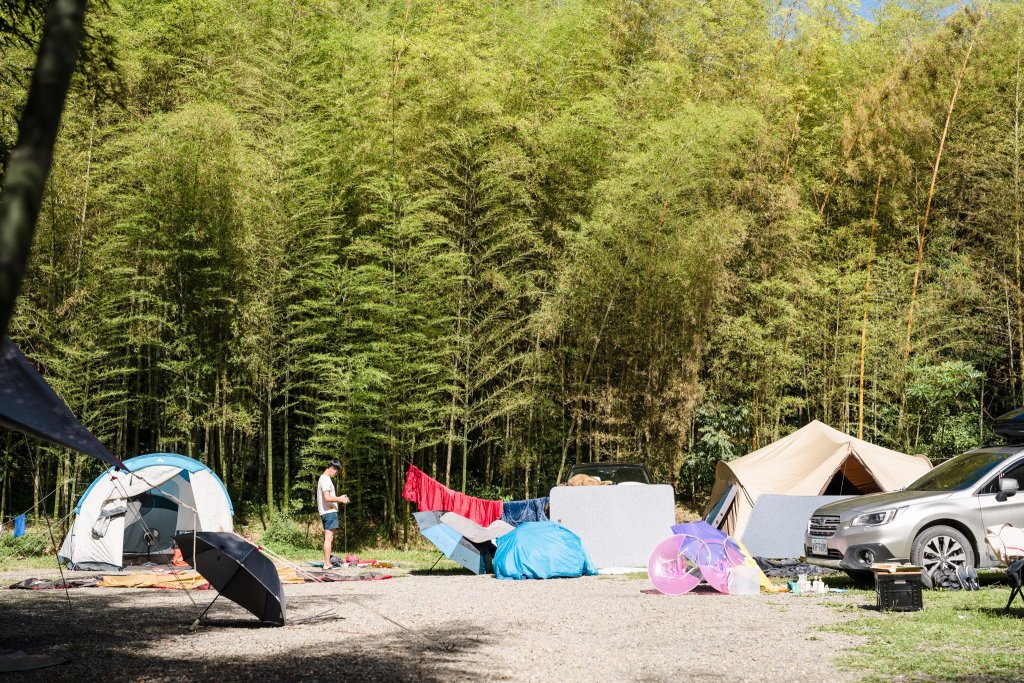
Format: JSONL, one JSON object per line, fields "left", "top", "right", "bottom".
{"left": 317, "top": 474, "right": 337, "bottom": 515}
{"left": 985, "top": 524, "right": 1024, "bottom": 565}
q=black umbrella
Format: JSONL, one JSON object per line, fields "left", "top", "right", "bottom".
{"left": 175, "top": 531, "right": 286, "bottom": 626}
{"left": 0, "top": 337, "right": 123, "bottom": 469}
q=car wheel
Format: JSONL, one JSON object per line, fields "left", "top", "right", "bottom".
{"left": 910, "top": 525, "right": 974, "bottom": 589}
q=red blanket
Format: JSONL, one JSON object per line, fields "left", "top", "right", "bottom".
{"left": 401, "top": 464, "right": 503, "bottom": 527}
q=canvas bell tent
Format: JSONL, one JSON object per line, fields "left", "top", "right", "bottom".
{"left": 705, "top": 421, "right": 931, "bottom": 538}
{"left": 59, "top": 453, "right": 233, "bottom": 570}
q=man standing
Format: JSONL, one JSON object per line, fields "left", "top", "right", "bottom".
{"left": 319, "top": 459, "right": 350, "bottom": 567}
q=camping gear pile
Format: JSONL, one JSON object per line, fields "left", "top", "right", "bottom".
{"left": 406, "top": 466, "right": 597, "bottom": 579}
{"left": 647, "top": 521, "right": 767, "bottom": 595}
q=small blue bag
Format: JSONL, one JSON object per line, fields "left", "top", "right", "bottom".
{"left": 13, "top": 514, "right": 26, "bottom": 538}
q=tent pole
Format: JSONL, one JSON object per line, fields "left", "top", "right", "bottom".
{"left": 41, "top": 500, "right": 73, "bottom": 617}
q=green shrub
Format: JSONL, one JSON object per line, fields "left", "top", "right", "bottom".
{"left": 0, "top": 528, "right": 52, "bottom": 560}
{"left": 260, "top": 512, "right": 307, "bottom": 548}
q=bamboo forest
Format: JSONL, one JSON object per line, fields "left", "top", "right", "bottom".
{"left": 1, "top": 0, "right": 1022, "bottom": 539}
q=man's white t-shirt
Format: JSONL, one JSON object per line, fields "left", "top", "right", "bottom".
{"left": 318, "top": 474, "right": 337, "bottom": 515}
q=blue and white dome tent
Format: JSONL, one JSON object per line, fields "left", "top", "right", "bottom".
{"left": 58, "top": 453, "right": 234, "bottom": 571}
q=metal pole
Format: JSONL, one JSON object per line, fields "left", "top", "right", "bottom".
{"left": 343, "top": 504, "right": 348, "bottom": 558}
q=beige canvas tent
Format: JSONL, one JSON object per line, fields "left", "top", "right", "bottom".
{"left": 705, "top": 420, "right": 931, "bottom": 538}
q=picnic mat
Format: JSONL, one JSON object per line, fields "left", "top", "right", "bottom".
{"left": 0, "top": 651, "right": 71, "bottom": 673}
{"left": 97, "top": 565, "right": 307, "bottom": 589}
{"left": 97, "top": 571, "right": 211, "bottom": 590}
{"left": 275, "top": 565, "right": 308, "bottom": 584}
{"left": 8, "top": 577, "right": 98, "bottom": 590}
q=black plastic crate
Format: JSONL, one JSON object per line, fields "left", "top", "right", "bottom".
{"left": 875, "top": 572, "right": 923, "bottom": 611}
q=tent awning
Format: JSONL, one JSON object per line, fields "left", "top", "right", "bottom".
{"left": 0, "top": 337, "right": 123, "bottom": 469}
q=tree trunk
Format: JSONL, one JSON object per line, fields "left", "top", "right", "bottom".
{"left": 905, "top": 11, "right": 984, "bottom": 359}
{"left": 0, "top": 0, "right": 88, "bottom": 338}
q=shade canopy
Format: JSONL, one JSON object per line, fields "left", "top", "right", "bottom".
{"left": 0, "top": 337, "right": 122, "bottom": 469}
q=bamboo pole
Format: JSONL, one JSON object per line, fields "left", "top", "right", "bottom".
{"left": 1014, "top": 37, "right": 1023, "bottom": 399}
{"left": 904, "top": 9, "right": 985, "bottom": 360}
{"left": 858, "top": 172, "right": 883, "bottom": 439}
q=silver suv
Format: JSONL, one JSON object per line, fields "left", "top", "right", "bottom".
{"left": 804, "top": 446, "right": 1024, "bottom": 586}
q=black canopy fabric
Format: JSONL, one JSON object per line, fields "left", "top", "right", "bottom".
{"left": 176, "top": 531, "right": 286, "bottom": 626}
{"left": 0, "top": 337, "right": 122, "bottom": 469}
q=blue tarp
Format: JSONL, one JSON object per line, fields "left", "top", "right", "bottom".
{"left": 501, "top": 496, "right": 549, "bottom": 526}
{"left": 493, "top": 522, "right": 597, "bottom": 580}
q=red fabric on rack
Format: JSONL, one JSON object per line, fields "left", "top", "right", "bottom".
{"left": 401, "top": 464, "right": 503, "bottom": 527}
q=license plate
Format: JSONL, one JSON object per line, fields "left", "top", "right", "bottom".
{"left": 811, "top": 539, "right": 828, "bottom": 556}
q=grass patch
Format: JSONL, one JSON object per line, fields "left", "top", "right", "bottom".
{"left": 825, "top": 573, "right": 1024, "bottom": 682}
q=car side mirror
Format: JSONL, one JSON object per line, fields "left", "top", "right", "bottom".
{"left": 996, "top": 477, "right": 1019, "bottom": 502}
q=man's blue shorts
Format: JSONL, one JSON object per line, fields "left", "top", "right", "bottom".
{"left": 321, "top": 511, "right": 339, "bottom": 531}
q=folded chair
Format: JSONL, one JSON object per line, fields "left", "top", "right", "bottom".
{"left": 988, "top": 524, "right": 1024, "bottom": 614}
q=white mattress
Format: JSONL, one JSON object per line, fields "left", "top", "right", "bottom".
{"left": 549, "top": 485, "right": 676, "bottom": 568}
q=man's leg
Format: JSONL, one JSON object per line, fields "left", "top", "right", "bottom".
{"left": 323, "top": 529, "right": 334, "bottom": 567}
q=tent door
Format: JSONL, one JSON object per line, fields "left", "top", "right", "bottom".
{"left": 123, "top": 490, "right": 179, "bottom": 557}
{"left": 821, "top": 451, "right": 882, "bottom": 496}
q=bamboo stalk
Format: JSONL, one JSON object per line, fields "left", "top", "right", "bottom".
{"left": 1014, "top": 37, "right": 1023, "bottom": 399}
{"left": 904, "top": 9, "right": 985, "bottom": 360}
{"left": 858, "top": 172, "right": 883, "bottom": 439}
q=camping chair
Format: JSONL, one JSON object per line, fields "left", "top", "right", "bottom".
{"left": 1006, "top": 560, "right": 1024, "bottom": 614}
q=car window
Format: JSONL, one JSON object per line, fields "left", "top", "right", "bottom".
{"left": 980, "top": 460, "right": 1024, "bottom": 495}
{"left": 906, "top": 450, "right": 1009, "bottom": 492}
{"left": 567, "top": 466, "right": 651, "bottom": 484}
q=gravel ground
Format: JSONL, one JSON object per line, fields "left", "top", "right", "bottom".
{"left": 0, "top": 566, "right": 871, "bottom": 682}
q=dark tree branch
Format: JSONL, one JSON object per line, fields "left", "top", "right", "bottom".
{"left": 0, "top": 0, "right": 87, "bottom": 338}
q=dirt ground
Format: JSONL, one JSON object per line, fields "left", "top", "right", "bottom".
{"left": 0, "top": 566, "right": 869, "bottom": 682}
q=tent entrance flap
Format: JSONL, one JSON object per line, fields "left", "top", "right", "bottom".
{"left": 123, "top": 489, "right": 178, "bottom": 555}
{"left": 821, "top": 453, "right": 882, "bottom": 496}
